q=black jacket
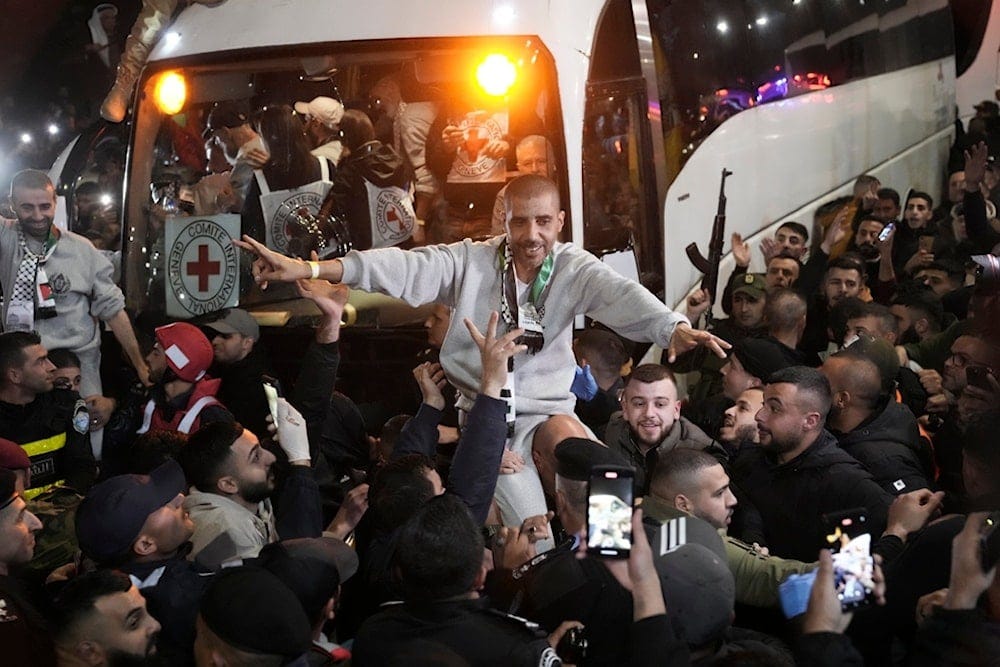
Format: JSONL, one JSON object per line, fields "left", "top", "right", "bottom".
{"left": 320, "top": 140, "right": 413, "bottom": 250}
{"left": 834, "top": 401, "right": 932, "bottom": 496}
{"left": 605, "top": 413, "right": 728, "bottom": 495}
{"left": 212, "top": 348, "right": 271, "bottom": 438}
{"left": 353, "top": 598, "right": 559, "bottom": 667}
{"left": 0, "top": 389, "right": 95, "bottom": 494}
{"left": 910, "top": 608, "right": 1000, "bottom": 666}
{"left": 120, "top": 550, "right": 214, "bottom": 665}
{"left": 488, "top": 540, "right": 634, "bottom": 666}
{"left": 0, "top": 574, "right": 56, "bottom": 667}
{"left": 732, "top": 430, "right": 892, "bottom": 562}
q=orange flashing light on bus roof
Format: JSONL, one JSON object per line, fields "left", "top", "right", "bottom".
{"left": 154, "top": 71, "right": 187, "bottom": 115}
{"left": 476, "top": 54, "right": 517, "bottom": 97}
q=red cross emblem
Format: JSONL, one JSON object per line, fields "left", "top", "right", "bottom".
{"left": 464, "top": 127, "right": 488, "bottom": 162}
{"left": 186, "top": 244, "right": 221, "bottom": 292}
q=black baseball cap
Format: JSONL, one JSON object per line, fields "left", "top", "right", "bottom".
{"left": 76, "top": 460, "right": 187, "bottom": 563}
{"left": 554, "top": 438, "right": 628, "bottom": 481}
{"left": 257, "top": 537, "right": 358, "bottom": 619}
{"left": 204, "top": 101, "right": 250, "bottom": 137}
{"left": 731, "top": 338, "right": 792, "bottom": 383}
{"left": 200, "top": 566, "right": 311, "bottom": 659}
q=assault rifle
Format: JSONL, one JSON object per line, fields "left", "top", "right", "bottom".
{"left": 685, "top": 168, "right": 733, "bottom": 324}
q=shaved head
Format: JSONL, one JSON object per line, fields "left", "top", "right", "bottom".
{"left": 532, "top": 415, "right": 590, "bottom": 496}
{"left": 504, "top": 174, "right": 560, "bottom": 213}
{"left": 823, "top": 354, "right": 882, "bottom": 411}
{"left": 649, "top": 448, "right": 720, "bottom": 500}
{"left": 765, "top": 288, "right": 807, "bottom": 331}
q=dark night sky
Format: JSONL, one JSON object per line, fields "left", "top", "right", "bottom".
{"left": 0, "top": 1, "right": 139, "bottom": 106}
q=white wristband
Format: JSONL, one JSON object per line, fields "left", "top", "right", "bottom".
{"left": 308, "top": 261, "right": 320, "bottom": 280}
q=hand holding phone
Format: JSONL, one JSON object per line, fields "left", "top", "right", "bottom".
{"left": 262, "top": 375, "right": 282, "bottom": 426}
{"left": 877, "top": 221, "right": 895, "bottom": 243}
{"left": 587, "top": 466, "right": 635, "bottom": 558}
{"left": 823, "top": 508, "right": 876, "bottom": 611}
{"left": 966, "top": 365, "right": 994, "bottom": 392}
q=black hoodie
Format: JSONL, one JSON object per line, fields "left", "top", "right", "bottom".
{"left": 322, "top": 140, "right": 414, "bottom": 250}
{"left": 833, "top": 401, "right": 933, "bottom": 496}
{"left": 732, "top": 430, "right": 892, "bottom": 562}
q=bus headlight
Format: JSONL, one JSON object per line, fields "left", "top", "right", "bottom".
{"left": 476, "top": 54, "right": 517, "bottom": 97}
{"left": 154, "top": 71, "right": 187, "bottom": 115}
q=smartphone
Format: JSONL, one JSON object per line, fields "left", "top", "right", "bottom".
{"left": 587, "top": 466, "right": 635, "bottom": 558}
{"left": 919, "top": 235, "right": 935, "bottom": 253}
{"left": 980, "top": 513, "right": 1000, "bottom": 572}
{"left": 877, "top": 221, "right": 895, "bottom": 242}
{"left": 966, "top": 365, "right": 993, "bottom": 392}
{"left": 262, "top": 375, "right": 282, "bottom": 426}
{"left": 822, "top": 508, "right": 876, "bottom": 611}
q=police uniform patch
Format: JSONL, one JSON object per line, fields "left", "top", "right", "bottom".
{"left": 72, "top": 399, "right": 90, "bottom": 435}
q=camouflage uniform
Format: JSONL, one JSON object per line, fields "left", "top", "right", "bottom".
{"left": 641, "top": 495, "right": 816, "bottom": 608}
{"left": 23, "top": 486, "right": 84, "bottom": 582}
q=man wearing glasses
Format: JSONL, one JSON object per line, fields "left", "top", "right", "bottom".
{"left": 921, "top": 332, "right": 1000, "bottom": 501}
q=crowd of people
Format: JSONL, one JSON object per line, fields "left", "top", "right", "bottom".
{"left": 2, "top": 38, "right": 1000, "bottom": 664}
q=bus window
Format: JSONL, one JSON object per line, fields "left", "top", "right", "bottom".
{"left": 583, "top": 0, "right": 661, "bottom": 285}
{"left": 952, "top": 0, "right": 993, "bottom": 76}
{"left": 122, "top": 39, "right": 564, "bottom": 322}
{"left": 57, "top": 126, "right": 126, "bottom": 283}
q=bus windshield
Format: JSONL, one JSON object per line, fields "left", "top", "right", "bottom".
{"left": 123, "top": 38, "right": 564, "bottom": 324}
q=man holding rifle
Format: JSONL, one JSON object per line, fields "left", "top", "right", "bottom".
{"left": 236, "top": 174, "right": 728, "bottom": 538}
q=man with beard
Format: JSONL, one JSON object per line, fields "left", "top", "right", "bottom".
{"left": 890, "top": 291, "right": 944, "bottom": 345}
{"left": 919, "top": 332, "right": 1000, "bottom": 500}
{"left": 295, "top": 96, "right": 345, "bottom": 166}
{"left": 203, "top": 102, "right": 269, "bottom": 209}
{"left": 843, "top": 303, "right": 929, "bottom": 416}
{"left": 604, "top": 364, "right": 725, "bottom": 494}
{"left": 915, "top": 260, "right": 966, "bottom": 300}
{"left": 1, "top": 170, "right": 149, "bottom": 458}
{"left": 201, "top": 309, "right": 271, "bottom": 439}
{"left": 644, "top": 448, "right": 815, "bottom": 609}
{"left": 178, "top": 410, "right": 323, "bottom": 569}
{"left": 75, "top": 460, "right": 208, "bottom": 662}
{"left": 138, "top": 322, "right": 233, "bottom": 436}
{"left": 853, "top": 216, "right": 886, "bottom": 254}
{"left": 731, "top": 366, "right": 891, "bottom": 561}
{"left": 51, "top": 570, "right": 162, "bottom": 667}
{"left": 821, "top": 352, "right": 931, "bottom": 495}
{"left": 718, "top": 387, "right": 763, "bottom": 457}
{"left": 800, "top": 254, "right": 867, "bottom": 354}
{"left": 237, "top": 174, "right": 728, "bottom": 532}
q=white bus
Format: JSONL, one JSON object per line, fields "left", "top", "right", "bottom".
{"left": 50, "top": 0, "right": 989, "bottom": 405}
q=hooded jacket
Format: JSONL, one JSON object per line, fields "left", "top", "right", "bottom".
{"left": 732, "top": 430, "right": 892, "bottom": 562}
{"left": 833, "top": 400, "right": 932, "bottom": 496}
{"left": 320, "top": 140, "right": 414, "bottom": 250}
{"left": 604, "top": 412, "right": 728, "bottom": 495}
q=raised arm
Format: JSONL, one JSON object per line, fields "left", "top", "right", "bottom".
{"left": 448, "top": 312, "right": 526, "bottom": 523}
